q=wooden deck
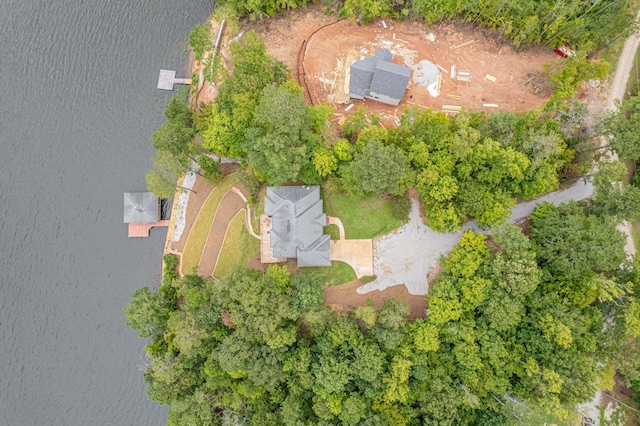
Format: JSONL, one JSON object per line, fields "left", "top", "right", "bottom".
{"left": 128, "top": 220, "right": 170, "bottom": 238}
{"left": 260, "top": 214, "right": 286, "bottom": 263}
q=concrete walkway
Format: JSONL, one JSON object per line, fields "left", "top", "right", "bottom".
{"left": 326, "top": 216, "right": 374, "bottom": 278}
{"left": 330, "top": 239, "right": 374, "bottom": 277}
{"left": 327, "top": 216, "right": 346, "bottom": 239}
{"left": 230, "top": 186, "right": 260, "bottom": 239}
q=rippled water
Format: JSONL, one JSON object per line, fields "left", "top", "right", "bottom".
{"left": 0, "top": 0, "right": 211, "bottom": 424}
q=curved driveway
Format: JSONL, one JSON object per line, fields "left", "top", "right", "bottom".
{"left": 359, "top": 178, "right": 595, "bottom": 296}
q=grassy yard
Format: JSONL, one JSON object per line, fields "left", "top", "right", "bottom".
{"left": 299, "top": 261, "right": 357, "bottom": 287}
{"left": 214, "top": 210, "right": 260, "bottom": 279}
{"left": 181, "top": 175, "right": 237, "bottom": 274}
{"left": 324, "top": 224, "right": 340, "bottom": 240}
{"left": 323, "top": 190, "right": 409, "bottom": 239}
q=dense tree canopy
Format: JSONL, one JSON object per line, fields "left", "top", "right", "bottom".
{"left": 340, "top": 0, "right": 634, "bottom": 51}
{"left": 605, "top": 95, "right": 640, "bottom": 161}
{"left": 146, "top": 92, "right": 201, "bottom": 198}
{"left": 127, "top": 198, "right": 640, "bottom": 424}
{"left": 343, "top": 139, "right": 409, "bottom": 195}
{"left": 243, "top": 84, "right": 317, "bottom": 185}
{"left": 212, "top": 0, "right": 633, "bottom": 52}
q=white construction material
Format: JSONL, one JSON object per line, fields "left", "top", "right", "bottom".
{"left": 484, "top": 74, "right": 497, "bottom": 82}
{"left": 456, "top": 71, "right": 471, "bottom": 82}
{"left": 452, "top": 39, "right": 477, "bottom": 49}
{"left": 428, "top": 73, "right": 441, "bottom": 97}
{"left": 483, "top": 103, "right": 499, "bottom": 108}
{"left": 442, "top": 105, "right": 462, "bottom": 111}
{"left": 436, "top": 64, "right": 448, "bottom": 73}
{"left": 345, "top": 103, "right": 355, "bottom": 111}
{"left": 413, "top": 60, "right": 440, "bottom": 98}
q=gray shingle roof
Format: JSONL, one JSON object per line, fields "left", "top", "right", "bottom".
{"left": 349, "top": 49, "right": 410, "bottom": 105}
{"left": 369, "top": 60, "right": 411, "bottom": 101}
{"left": 350, "top": 57, "right": 375, "bottom": 99}
{"left": 374, "top": 48, "right": 393, "bottom": 62}
{"left": 264, "top": 186, "right": 330, "bottom": 267}
{"left": 123, "top": 192, "right": 158, "bottom": 223}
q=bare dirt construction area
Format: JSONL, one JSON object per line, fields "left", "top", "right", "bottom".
{"left": 324, "top": 279, "right": 427, "bottom": 321}
{"left": 198, "top": 7, "right": 560, "bottom": 123}
{"left": 240, "top": 7, "right": 561, "bottom": 125}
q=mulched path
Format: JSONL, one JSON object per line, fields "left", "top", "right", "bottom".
{"left": 164, "top": 167, "right": 249, "bottom": 277}
{"left": 197, "top": 189, "right": 247, "bottom": 277}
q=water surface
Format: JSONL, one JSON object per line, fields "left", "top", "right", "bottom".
{"left": 0, "top": 0, "right": 212, "bottom": 424}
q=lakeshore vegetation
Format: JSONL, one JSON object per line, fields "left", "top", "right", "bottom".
{"left": 130, "top": 1, "right": 640, "bottom": 424}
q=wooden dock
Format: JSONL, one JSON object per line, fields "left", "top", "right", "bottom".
{"left": 128, "top": 220, "right": 170, "bottom": 238}
{"left": 157, "top": 69, "right": 192, "bottom": 91}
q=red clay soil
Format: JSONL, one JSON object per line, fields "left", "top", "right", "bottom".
{"left": 196, "top": 188, "right": 247, "bottom": 277}
{"left": 301, "top": 19, "right": 559, "bottom": 121}
{"left": 324, "top": 280, "right": 427, "bottom": 320}
{"left": 199, "top": 5, "right": 559, "bottom": 124}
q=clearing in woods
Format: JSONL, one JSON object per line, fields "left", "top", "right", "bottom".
{"left": 199, "top": 6, "right": 560, "bottom": 126}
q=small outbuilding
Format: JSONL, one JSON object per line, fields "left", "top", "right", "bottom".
{"left": 124, "top": 192, "right": 169, "bottom": 238}
{"left": 349, "top": 49, "right": 410, "bottom": 106}
{"left": 263, "top": 186, "right": 331, "bottom": 267}
{"left": 124, "top": 192, "right": 159, "bottom": 223}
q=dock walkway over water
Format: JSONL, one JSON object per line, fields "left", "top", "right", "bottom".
{"left": 157, "top": 69, "right": 191, "bottom": 90}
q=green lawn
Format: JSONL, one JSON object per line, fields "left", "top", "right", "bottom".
{"left": 324, "top": 224, "right": 340, "bottom": 240}
{"left": 323, "top": 190, "right": 409, "bottom": 239}
{"left": 181, "top": 174, "right": 237, "bottom": 274}
{"left": 299, "top": 261, "right": 357, "bottom": 287}
{"left": 214, "top": 210, "right": 260, "bottom": 279}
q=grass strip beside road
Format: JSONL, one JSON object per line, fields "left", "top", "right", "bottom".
{"left": 214, "top": 211, "right": 260, "bottom": 279}
{"left": 181, "top": 175, "right": 237, "bottom": 275}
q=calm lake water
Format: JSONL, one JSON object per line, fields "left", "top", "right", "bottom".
{"left": 0, "top": 0, "right": 212, "bottom": 424}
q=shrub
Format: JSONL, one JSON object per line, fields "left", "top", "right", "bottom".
{"left": 188, "top": 24, "right": 212, "bottom": 60}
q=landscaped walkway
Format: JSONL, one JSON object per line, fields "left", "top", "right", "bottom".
{"left": 327, "top": 216, "right": 374, "bottom": 278}
{"left": 196, "top": 189, "right": 247, "bottom": 277}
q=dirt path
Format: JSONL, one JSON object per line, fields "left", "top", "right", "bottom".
{"left": 606, "top": 13, "right": 640, "bottom": 111}
{"left": 603, "top": 11, "right": 640, "bottom": 259}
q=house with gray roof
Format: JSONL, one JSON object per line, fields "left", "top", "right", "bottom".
{"left": 263, "top": 186, "right": 331, "bottom": 267}
{"left": 349, "top": 49, "right": 410, "bottom": 106}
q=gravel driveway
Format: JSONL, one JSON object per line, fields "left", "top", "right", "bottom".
{"left": 358, "top": 178, "right": 595, "bottom": 296}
